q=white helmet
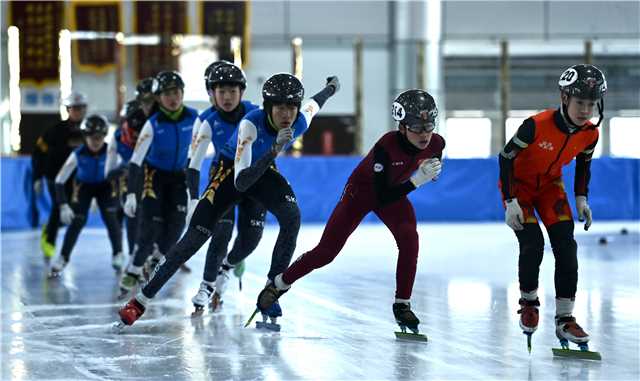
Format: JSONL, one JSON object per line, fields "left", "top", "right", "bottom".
{"left": 62, "top": 91, "right": 88, "bottom": 107}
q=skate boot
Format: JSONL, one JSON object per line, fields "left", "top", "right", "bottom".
{"left": 118, "top": 271, "right": 141, "bottom": 299}
{"left": 117, "top": 297, "right": 146, "bottom": 327}
{"left": 552, "top": 316, "right": 600, "bottom": 360}
{"left": 517, "top": 298, "right": 540, "bottom": 352}
{"left": 191, "top": 281, "right": 214, "bottom": 317}
{"left": 256, "top": 301, "right": 282, "bottom": 331}
{"left": 111, "top": 252, "right": 127, "bottom": 272}
{"left": 40, "top": 226, "right": 55, "bottom": 263}
{"left": 393, "top": 302, "right": 427, "bottom": 341}
{"left": 518, "top": 298, "right": 540, "bottom": 333}
{"left": 48, "top": 256, "right": 67, "bottom": 278}
{"left": 233, "top": 260, "right": 245, "bottom": 290}
{"left": 246, "top": 276, "right": 289, "bottom": 328}
{"left": 211, "top": 267, "right": 231, "bottom": 311}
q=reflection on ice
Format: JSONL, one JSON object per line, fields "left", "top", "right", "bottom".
{"left": 2, "top": 222, "right": 638, "bottom": 380}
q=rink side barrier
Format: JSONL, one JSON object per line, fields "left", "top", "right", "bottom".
{"left": 1, "top": 156, "right": 638, "bottom": 230}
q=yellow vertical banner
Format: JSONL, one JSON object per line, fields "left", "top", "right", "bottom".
{"left": 69, "top": 1, "right": 122, "bottom": 74}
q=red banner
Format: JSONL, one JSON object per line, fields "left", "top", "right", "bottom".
{"left": 134, "top": 1, "right": 188, "bottom": 80}
{"left": 71, "top": 1, "right": 121, "bottom": 73}
{"left": 9, "top": 1, "right": 64, "bottom": 85}
{"left": 201, "top": 1, "right": 250, "bottom": 65}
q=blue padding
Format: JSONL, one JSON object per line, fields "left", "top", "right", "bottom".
{"left": 2, "top": 156, "right": 638, "bottom": 231}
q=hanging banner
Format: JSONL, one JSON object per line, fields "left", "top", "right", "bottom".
{"left": 134, "top": 1, "right": 188, "bottom": 80}
{"left": 70, "top": 1, "right": 121, "bottom": 73}
{"left": 9, "top": 1, "right": 64, "bottom": 85}
{"left": 201, "top": 1, "right": 250, "bottom": 66}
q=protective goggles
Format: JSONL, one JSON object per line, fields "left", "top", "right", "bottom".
{"left": 406, "top": 122, "right": 435, "bottom": 134}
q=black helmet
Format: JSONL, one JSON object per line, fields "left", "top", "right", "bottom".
{"left": 204, "top": 60, "right": 233, "bottom": 90}
{"left": 135, "top": 77, "right": 154, "bottom": 99}
{"left": 558, "top": 64, "right": 607, "bottom": 100}
{"left": 120, "top": 101, "right": 146, "bottom": 132}
{"left": 206, "top": 62, "right": 247, "bottom": 91}
{"left": 262, "top": 73, "right": 304, "bottom": 105}
{"left": 80, "top": 114, "right": 109, "bottom": 136}
{"left": 152, "top": 71, "right": 185, "bottom": 95}
{"left": 119, "top": 100, "right": 139, "bottom": 119}
{"left": 392, "top": 89, "right": 438, "bottom": 132}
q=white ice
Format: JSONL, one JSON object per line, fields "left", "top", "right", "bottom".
{"left": 2, "top": 222, "right": 639, "bottom": 380}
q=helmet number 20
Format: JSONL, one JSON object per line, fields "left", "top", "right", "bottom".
{"left": 559, "top": 68, "right": 578, "bottom": 86}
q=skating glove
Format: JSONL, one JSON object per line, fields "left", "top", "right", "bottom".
{"left": 575, "top": 196, "right": 592, "bottom": 231}
{"left": 326, "top": 76, "right": 341, "bottom": 94}
{"left": 505, "top": 198, "right": 524, "bottom": 231}
{"left": 124, "top": 193, "right": 137, "bottom": 218}
{"left": 409, "top": 158, "right": 441, "bottom": 187}
{"left": 33, "top": 179, "right": 43, "bottom": 195}
{"left": 60, "top": 203, "right": 75, "bottom": 225}
{"left": 272, "top": 127, "right": 294, "bottom": 154}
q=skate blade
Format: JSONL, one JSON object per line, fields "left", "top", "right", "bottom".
{"left": 256, "top": 321, "right": 281, "bottom": 332}
{"left": 244, "top": 308, "right": 260, "bottom": 328}
{"left": 191, "top": 308, "right": 204, "bottom": 318}
{"left": 552, "top": 348, "right": 601, "bottom": 361}
{"left": 395, "top": 331, "right": 428, "bottom": 342}
{"left": 525, "top": 332, "right": 532, "bottom": 354}
{"left": 111, "top": 321, "right": 127, "bottom": 333}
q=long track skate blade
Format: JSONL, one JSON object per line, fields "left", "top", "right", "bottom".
{"left": 244, "top": 308, "right": 260, "bottom": 328}
{"left": 552, "top": 348, "right": 601, "bottom": 361}
{"left": 256, "top": 321, "right": 281, "bottom": 332}
{"left": 395, "top": 331, "right": 428, "bottom": 342}
{"left": 526, "top": 333, "right": 532, "bottom": 354}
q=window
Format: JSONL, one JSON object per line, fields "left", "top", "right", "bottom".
{"left": 610, "top": 117, "right": 640, "bottom": 158}
{"left": 444, "top": 117, "right": 491, "bottom": 158}
{"left": 178, "top": 36, "right": 217, "bottom": 102}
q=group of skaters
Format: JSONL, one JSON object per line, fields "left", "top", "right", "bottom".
{"left": 32, "top": 62, "right": 607, "bottom": 353}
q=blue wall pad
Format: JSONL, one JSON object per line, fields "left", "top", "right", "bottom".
{"left": 2, "top": 156, "right": 638, "bottom": 230}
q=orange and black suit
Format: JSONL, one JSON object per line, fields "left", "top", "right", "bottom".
{"left": 499, "top": 109, "right": 598, "bottom": 298}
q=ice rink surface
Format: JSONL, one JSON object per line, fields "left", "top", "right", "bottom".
{"left": 2, "top": 221, "right": 639, "bottom": 380}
